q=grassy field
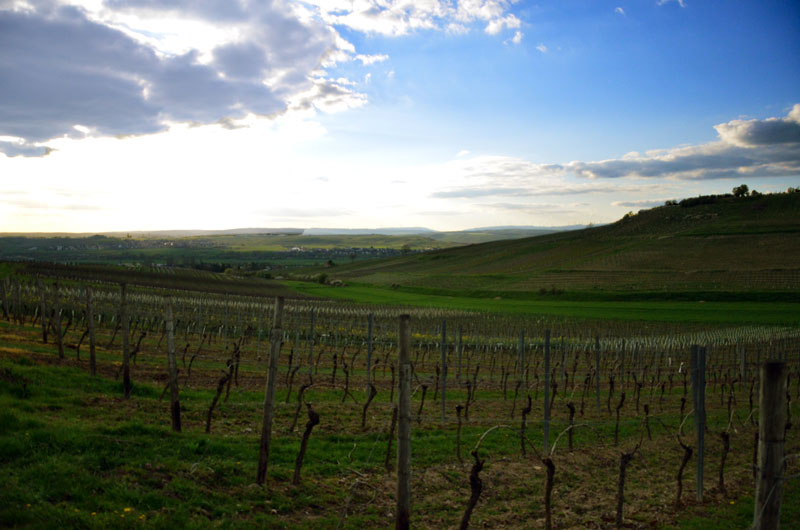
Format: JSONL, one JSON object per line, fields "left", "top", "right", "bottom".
{"left": 2, "top": 310, "right": 799, "bottom": 529}
{"left": 285, "top": 281, "right": 800, "bottom": 325}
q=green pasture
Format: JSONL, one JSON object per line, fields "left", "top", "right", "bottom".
{"left": 285, "top": 281, "right": 800, "bottom": 325}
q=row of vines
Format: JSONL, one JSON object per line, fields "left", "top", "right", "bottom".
{"left": 1, "top": 274, "right": 798, "bottom": 528}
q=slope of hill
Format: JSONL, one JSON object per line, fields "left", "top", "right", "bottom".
{"left": 308, "top": 193, "right": 800, "bottom": 297}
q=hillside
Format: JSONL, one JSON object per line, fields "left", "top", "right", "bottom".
{"left": 307, "top": 192, "right": 800, "bottom": 296}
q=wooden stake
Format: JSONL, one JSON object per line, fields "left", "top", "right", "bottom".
{"left": 165, "top": 297, "right": 181, "bottom": 432}
{"left": 86, "top": 285, "right": 96, "bottom": 376}
{"left": 256, "top": 296, "right": 284, "bottom": 486}
{"left": 544, "top": 329, "right": 551, "bottom": 451}
{"left": 52, "top": 282, "right": 64, "bottom": 359}
{"left": 366, "top": 312, "right": 374, "bottom": 394}
{"left": 753, "top": 361, "right": 787, "bottom": 530}
{"left": 440, "top": 319, "right": 447, "bottom": 424}
{"left": 120, "top": 283, "right": 130, "bottom": 398}
{"left": 38, "top": 279, "right": 48, "bottom": 344}
{"left": 396, "top": 314, "right": 411, "bottom": 530}
{"left": 595, "top": 335, "right": 601, "bottom": 415}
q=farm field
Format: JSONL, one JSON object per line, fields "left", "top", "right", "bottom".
{"left": 0, "top": 229, "right": 561, "bottom": 273}
{"left": 1, "top": 276, "right": 799, "bottom": 529}
{"left": 297, "top": 193, "right": 800, "bottom": 298}
{"left": 286, "top": 281, "right": 800, "bottom": 326}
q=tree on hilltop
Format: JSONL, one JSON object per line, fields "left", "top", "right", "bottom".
{"left": 733, "top": 184, "right": 749, "bottom": 197}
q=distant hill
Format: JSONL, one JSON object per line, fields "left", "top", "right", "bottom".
{"left": 303, "top": 227, "right": 435, "bottom": 236}
{"left": 309, "top": 193, "right": 800, "bottom": 296}
{"left": 119, "top": 228, "right": 305, "bottom": 237}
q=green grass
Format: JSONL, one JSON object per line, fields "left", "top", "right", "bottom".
{"left": 671, "top": 479, "right": 800, "bottom": 529}
{"left": 0, "top": 358, "right": 345, "bottom": 529}
{"left": 2, "top": 336, "right": 799, "bottom": 529}
{"left": 2, "top": 300, "right": 800, "bottom": 530}
{"left": 284, "top": 281, "right": 800, "bottom": 325}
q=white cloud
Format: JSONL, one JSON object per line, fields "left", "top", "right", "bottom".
{"left": 505, "top": 30, "right": 523, "bottom": 45}
{"left": 536, "top": 43, "right": 548, "bottom": 53}
{"left": 559, "top": 105, "right": 800, "bottom": 180}
{"left": 485, "top": 13, "right": 520, "bottom": 35}
{"left": 615, "top": 7, "right": 625, "bottom": 15}
{"left": 426, "top": 106, "right": 800, "bottom": 208}
{"left": 427, "top": 155, "right": 654, "bottom": 200}
{"left": 0, "top": 138, "right": 52, "bottom": 157}
{"left": 307, "top": 0, "right": 522, "bottom": 37}
{"left": 657, "top": 0, "right": 686, "bottom": 7}
{"left": 289, "top": 78, "right": 368, "bottom": 113}
{"left": 487, "top": 202, "right": 587, "bottom": 214}
{"left": 355, "top": 53, "right": 389, "bottom": 65}
{"left": 713, "top": 104, "right": 800, "bottom": 147}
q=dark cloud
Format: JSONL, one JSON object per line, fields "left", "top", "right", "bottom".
{"left": 0, "top": 2, "right": 335, "bottom": 156}
{"left": 0, "top": 7, "right": 163, "bottom": 142}
{"left": 566, "top": 142, "right": 800, "bottom": 180}
{"left": 611, "top": 199, "right": 671, "bottom": 208}
{"left": 431, "top": 183, "right": 630, "bottom": 199}
{"left": 212, "top": 41, "right": 269, "bottom": 81}
{"left": 104, "top": 0, "right": 249, "bottom": 22}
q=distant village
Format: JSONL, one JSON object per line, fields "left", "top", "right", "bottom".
{"left": 0, "top": 233, "right": 431, "bottom": 271}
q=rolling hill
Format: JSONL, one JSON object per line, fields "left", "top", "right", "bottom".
{"left": 306, "top": 192, "right": 800, "bottom": 297}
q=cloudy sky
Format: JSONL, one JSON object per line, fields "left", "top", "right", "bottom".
{"left": 1, "top": 0, "right": 799, "bottom": 233}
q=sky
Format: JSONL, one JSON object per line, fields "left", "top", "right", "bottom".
{"left": 1, "top": 0, "right": 799, "bottom": 233}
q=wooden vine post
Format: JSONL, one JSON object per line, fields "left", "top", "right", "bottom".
{"left": 518, "top": 330, "right": 525, "bottom": 389}
{"left": 396, "top": 314, "right": 412, "bottom": 530}
{"left": 256, "top": 296, "right": 285, "bottom": 486}
{"left": 38, "top": 279, "right": 48, "bottom": 344}
{"left": 0, "top": 278, "right": 8, "bottom": 320}
{"left": 456, "top": 325, "right": 463, "bottom": 384}
{"left": 440, "top": 318, "right": 447, "bottom": 424}
{"left": 690, "top": 345, "right": 706, "bottom": 501}
{"left": 120, "top": 283, "right": 131, "bottom": 398}
{"left": 52, "top": 282, "right": 64, "bottom": 359}
{"left": 165, "top": 297, "right": 181, "bottom": 432}
{"left": 595, "top": 335, "right": 601, "bottom": 414}
{"left": 86, "top": 285, "right": 96, "bottom": 376}
{"left": 753, "top": 361, "right": 787, "bottom": 530}
{"left": 544, "top": 329, "right": 551, "bottom": 451}
{"left": 308, "top": 307, "right": 314, "bottom": 379}
{"left": 366, "top": 312, "right": 374, "bottom": 394}
{"left": 14, "top": 281, "right": 22, "bottom": 325}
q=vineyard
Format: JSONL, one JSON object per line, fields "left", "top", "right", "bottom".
{"left": 1, "top": 274, "right": 799, "bottom": 529}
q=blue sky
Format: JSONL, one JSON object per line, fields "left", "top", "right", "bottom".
{"left": 1, "top": 0, "right": 798, "bottom": 232}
